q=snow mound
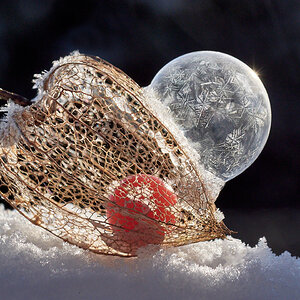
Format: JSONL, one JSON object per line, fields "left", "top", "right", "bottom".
{"left": 0, "top": 205, "right": 299, "bottom": 300}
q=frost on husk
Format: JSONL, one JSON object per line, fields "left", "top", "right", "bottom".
{"left": 0, "top": 53, "right": 230, "bottom": 257}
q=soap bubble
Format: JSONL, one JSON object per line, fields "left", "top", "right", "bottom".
{"left": 150, "top": 51, "right": 271, "bottom": 181}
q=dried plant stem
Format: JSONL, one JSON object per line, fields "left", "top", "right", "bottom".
{"left": 0, "top": 88, "right": 30, "bottom": 106}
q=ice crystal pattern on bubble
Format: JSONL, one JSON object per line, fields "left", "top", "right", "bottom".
{"left": 151, "top": 53, "right": 271, "bottom": 180}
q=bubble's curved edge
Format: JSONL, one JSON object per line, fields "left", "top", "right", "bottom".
{"left": 151, "top": 50, "right": 261, "bottom": 85}
{"left": 221, "top": 55, "right": 272, "bottom": 181}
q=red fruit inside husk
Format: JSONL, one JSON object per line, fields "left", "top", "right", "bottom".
{"left": 106, "top": 174, "right": 177, "bottom": 251}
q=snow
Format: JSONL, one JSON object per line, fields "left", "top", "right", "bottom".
{"left": 0, "top": 205, "right": 299, "bottom": 300}
{"left": 143, "top": 86, "right": 225, "bottom": 201}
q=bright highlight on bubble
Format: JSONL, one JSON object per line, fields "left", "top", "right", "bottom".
{"left": 149, "top": 51, "right": 271, "bottom": 181}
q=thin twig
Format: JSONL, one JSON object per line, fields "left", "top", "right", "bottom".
{"left": 0, "top": 88, "right": 30, "bottom": 106}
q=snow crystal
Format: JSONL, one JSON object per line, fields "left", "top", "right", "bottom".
{"left": 0, "top": 205, "right": 299, "bottom": 300}
{"left": 214, "top": 208, "right": 225, "bottom": 222}
{"left": 31, "top": 50, "right": 82, "bottom": 103}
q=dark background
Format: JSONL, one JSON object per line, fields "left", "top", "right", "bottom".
{"left": 0, "top": 0, "right": 299, "bottom": 256}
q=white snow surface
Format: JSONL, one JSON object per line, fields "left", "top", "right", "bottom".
{"left": 0, "top": 205, "right": 299, "bottom": 300}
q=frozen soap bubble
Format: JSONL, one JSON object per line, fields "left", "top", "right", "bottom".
{"left": 149, "top": 51, "right": 271, "bottom": 181}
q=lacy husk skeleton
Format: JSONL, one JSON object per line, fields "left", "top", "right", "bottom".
{"left": 0, "top": 53, "right": 230, "bottom": 257}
